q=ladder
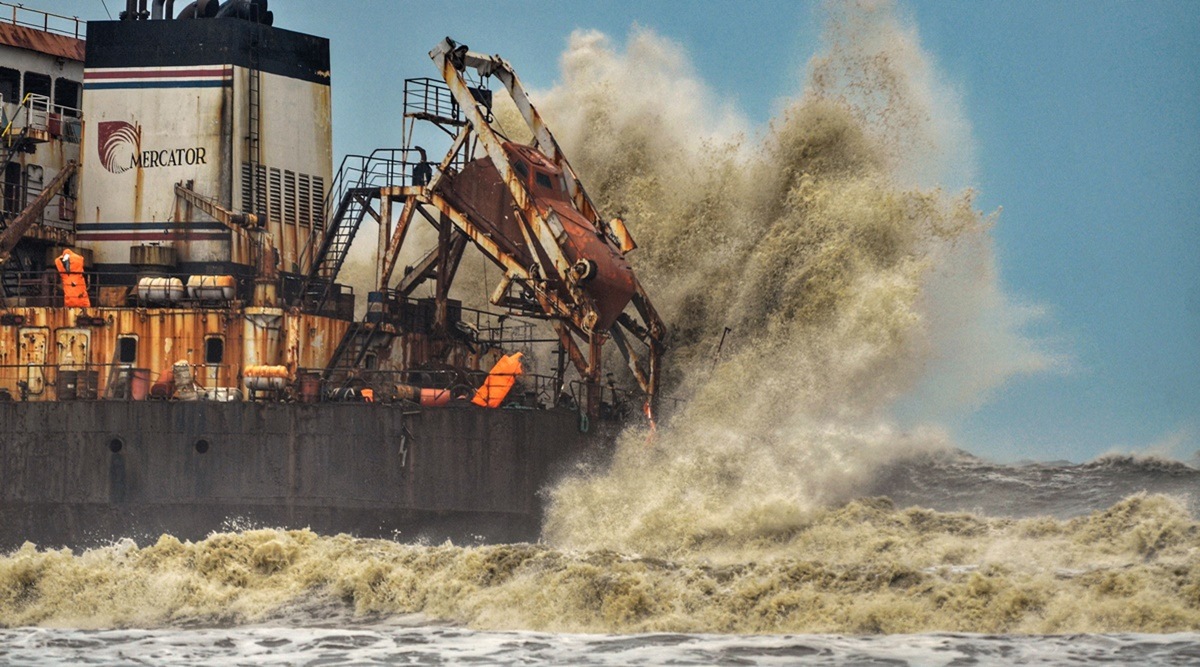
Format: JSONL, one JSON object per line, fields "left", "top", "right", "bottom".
{"left": 0, "top": 124, "right": 30, "bottom": 181}
{"left": 247, "top": 40, "right": 262, "bottom": 217}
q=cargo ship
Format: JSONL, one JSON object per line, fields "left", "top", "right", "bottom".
{"left": 0, "top": 1, "right": 665, "bottom": 550}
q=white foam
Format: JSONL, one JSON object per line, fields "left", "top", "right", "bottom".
{"left": 1, "top": 627, "right": 1197, "bottom": 666}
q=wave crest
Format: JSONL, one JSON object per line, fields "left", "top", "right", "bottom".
{"left": 3, "top": 494, "right": 1197, "bottom": 634}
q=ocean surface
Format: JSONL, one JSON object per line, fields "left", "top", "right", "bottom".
{"left": 2, "top": 451, "right": 1198, "bottom": 665}
{"left": 2, "top": 625, "right": 1200, "bottom": 665}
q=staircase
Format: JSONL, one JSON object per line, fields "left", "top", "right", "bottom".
{"left": 297, "top": 150, "right": 414, "bottom": 313}
{"left": 324, "top": 322, "right": 395, "bottom": 379}
{"left": 0, "top": 124, "right": 31, "bottom": 178}
{"left": 299, "top": 187, "right": 374, "bottom": 311}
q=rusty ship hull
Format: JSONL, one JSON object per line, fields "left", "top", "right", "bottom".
{"left": 0, "top": 400, "right": 594, "bottom": 549}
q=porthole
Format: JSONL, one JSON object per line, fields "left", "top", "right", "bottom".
{"left": 108, "top": 437, "right": 123, "bottom": 453}
{"left": 194, "top": 438, "right": 210, "bottom": 454}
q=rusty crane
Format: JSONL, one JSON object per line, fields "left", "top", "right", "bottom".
{"left": 367, "top": 38, "right": 666, "bottom": 417}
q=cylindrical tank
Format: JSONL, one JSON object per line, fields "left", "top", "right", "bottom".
{"left": 244, "top": 364, "right": 288, "bottom": 390}
{"left": 136, "top": 277, "right": 185, "bottom": 304}
{"left": 419, "top": 387, "right": 452, "bottom": 407}
{"left": 186, "top": 275, "right": 236, "bottom": 301}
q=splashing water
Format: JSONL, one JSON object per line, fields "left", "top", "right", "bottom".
{"left": 1, "top": 2, "right": 1193, "bottom": 643}
{"left": 538, "top": 2, "right": 1059, "bottom": 557}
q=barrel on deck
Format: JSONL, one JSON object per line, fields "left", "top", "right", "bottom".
{"left": 56, "top": 370, "right": 78, "bottom": 400}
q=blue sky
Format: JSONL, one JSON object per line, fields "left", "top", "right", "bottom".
{"left": 53, "top": 1, "right": 1200, "bottom": 462}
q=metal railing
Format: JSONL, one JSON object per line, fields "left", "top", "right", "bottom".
{"left": 0, "top": 93, "right": 82, "bottom": 228}
{"left": 0, "top": 360, "right": 676, "bottom": 429}
{"left": 404, "top": 77, "right": 462, "bottom": 126}
{"left": 312, "top": 365, "right": 682, "bottom": 424}
{"left": 364, "top": 288, "right": 541, "bottom": 345}
{"left": 0, "top": 185, "right": 77, "bottom": 233}
{"left": 1, "top": 268, "right": 255, "bottom": 308}
{"left": 279, "top": 272, "right": 356, "bottom": 319}
{"left": 311, "top": 367, "right": 576, "bottom": 411}
{"left": 0, "top": 186, "right": 77, "bottom": 231}
{"left": 0, "top": 361, "right": 237, "bottom": 402}
{"left": 295, "top": 148, "right": 427, "bottom": 277}
{"left": 331, "top": 148, "right": 425, "bottom": 197}
{"left": 0, "top": 268, "right": 545, "bottom": 348}
{"left": 0, "top": 2, "right": 85, "bottom": 40}
{"left": 2, "top": 93, "right": 84, "bottom": 133}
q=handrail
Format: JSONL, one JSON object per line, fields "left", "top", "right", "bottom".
{"left": 0, "top": 2, "right": 85, "bottom": 40}
{"left": 0, "top": 267, "right": 540, "bottom": 337}
{"left": 0, "top": 363, "right": 676, "bottom": 422}
{"left": 0, "top": 361, "right": 234, "bottom": 401}
{"left": 298, "top": 148, "right": 427, "bottom": 276}
{"left": 1, "top": 92, "right": 36, "bottom": 138}
{"left": 0, "top": 93, "right": 79, "bottom": 135}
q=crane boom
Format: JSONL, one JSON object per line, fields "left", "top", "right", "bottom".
{"left": 388, "top": 38, "right": 667, "bottom": 415}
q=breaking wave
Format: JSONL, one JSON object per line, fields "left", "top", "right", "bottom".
{"left": 2, "top": 492, "right": 1198, "bottom": 633}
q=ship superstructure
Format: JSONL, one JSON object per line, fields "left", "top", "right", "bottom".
{"left": 0, "top": 1, "right": 663, "bottom": 415}
{"left": 0, "top": 1, "right": 346, "bottom": 400}
{"left": 0, "top": 1, "right": 666, "bottom": 549}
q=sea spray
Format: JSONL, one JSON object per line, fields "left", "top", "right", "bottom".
{"left": 1, "top": 495, "right": 1197, "bottom": 633}
{"left": 537, "top": 2, "right": 1053, "bottom": 556}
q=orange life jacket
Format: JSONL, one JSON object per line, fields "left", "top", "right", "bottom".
{"left": 54, "top": 249, "right": 90, "bottom": 308}
{"left": 471, "top": 352, "right": 523, "bottom": 408}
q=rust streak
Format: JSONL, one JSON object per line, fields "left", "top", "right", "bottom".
{"left": 0, "top": 23, "right": 83, "bottom": 62}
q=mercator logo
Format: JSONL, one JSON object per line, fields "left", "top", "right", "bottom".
{"left": 97, "top": 120, "right": 141, "bottom": 174}
{"left": 97, "top": 120, "right": 208, "bottom": 174}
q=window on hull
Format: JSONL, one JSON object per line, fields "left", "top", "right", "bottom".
{"left": 117, "top": 336, "right": 137, "bottom": 365}
{"left": 22, "top": 72, "right": 50, "bottom": 100}
{"left": 53, "top": 78, "right": 81, "bottom": 116}
{"left": 205, "top": 336, "right": 224, "bottom": 365}
{"left": 0, "top": 67, "right": 18, "bottom": 105}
